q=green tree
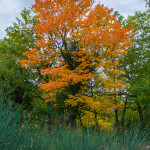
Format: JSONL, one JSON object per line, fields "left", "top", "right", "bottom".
{"left": 119, "top": 2, "right": 150, "bottom": 127}
{"left": 0, "top": 8, "right": 41, "bottom": 108}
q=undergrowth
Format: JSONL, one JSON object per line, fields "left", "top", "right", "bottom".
{"left": 0, "top": 93, "right": 149, "bottom": 150}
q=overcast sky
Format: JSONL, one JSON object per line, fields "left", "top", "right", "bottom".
{"left": 0, "top": 0, "right": 146, "bottom": 39}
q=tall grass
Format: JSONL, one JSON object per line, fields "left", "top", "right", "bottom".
{"left": 0, "top": 93, "right": 20, "bottom": 149}
{"left": 0, "top": 91, "right": 149, "bottom": 150}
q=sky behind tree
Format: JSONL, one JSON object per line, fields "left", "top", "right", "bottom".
{"left": 0, "top": 0, "right": 146, "bottom": 39}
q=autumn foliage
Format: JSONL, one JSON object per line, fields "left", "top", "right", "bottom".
{"left": 19, "top": 0, "right": 134, "bottom": 128}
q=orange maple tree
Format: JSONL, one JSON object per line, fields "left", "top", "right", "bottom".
{"left": 19, "top": 0, "right": 134, "bottom": 128}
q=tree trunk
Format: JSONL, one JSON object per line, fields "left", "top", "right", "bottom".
{"left": 47, "top": 113, "right": 52, "bottom": 134}
{"left": 121, "top": 97, "right": 128, "bottom": 127}
{"left": 69, "top": 107, "right": 78, "bottom": 129}
{"left": 114, "top": 96, "right": 119, "bottom": 127}
{"left": 94, "top": 110, "right": 98, "bottom": 127}
{"left": 136, "top": 102, "right": 145, "bottom": 128}
{"left": 70, "top": 111, "right": 77, "bottom": 129}
{"left": 137, "top": 105, "right": 144, "bottom": 125}
{"left": 115, "top": 109, "right": 119, "bottom": 127}
{"left": 47, "top": 102, "right": 52, "bottom": 134}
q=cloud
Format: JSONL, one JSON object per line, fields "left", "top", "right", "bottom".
{"left": 96, "top": 0, "right": 146, "bottom": 17}
{"left": 0, "top": 0, "right": 21, "bottom": 14}
{"left": 0, "top": 0, "right": 34, "bottom": 39}
{"left": 0, "top": 0, "right": 146, "bottom": 39}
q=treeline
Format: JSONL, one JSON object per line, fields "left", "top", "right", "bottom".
{"left": 0, "top": 0, "right": 149, "bottom": 134}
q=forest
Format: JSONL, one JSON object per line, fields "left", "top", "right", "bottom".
{"left": 0, "top": 0, "right": 150, "bottom": 149}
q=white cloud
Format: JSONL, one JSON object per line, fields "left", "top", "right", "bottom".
{"left": 0, "top": 0, "right": 34, "bottom": 39}
{"left": 96, "top": 0, "right": 146, "bottom": 18}
{"left": 0, "top": 0, "right": 147, "bottom": 39}
{"left": 0, "top": 0, "right": 21, "bottom": 14}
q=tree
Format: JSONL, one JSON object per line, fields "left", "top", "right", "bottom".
{"left": 0, "top": 8, "right": 40, "bottom": 108}
{"left": 119, "top": 2, "right": 150, "bottom": 127}
{"left": 19, "top": 0, "right": 134, "bottom": 131}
